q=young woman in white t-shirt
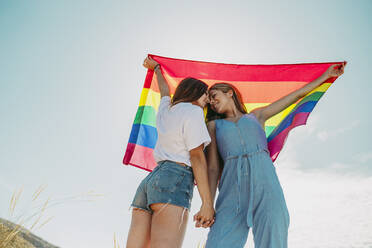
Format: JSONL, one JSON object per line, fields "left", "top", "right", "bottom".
{"left": 126, "top": 56, "right": 215, "bottom": 248}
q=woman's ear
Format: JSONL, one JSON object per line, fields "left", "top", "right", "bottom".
{"left": 228, "top": 89, "right": 233, "bottom": 97}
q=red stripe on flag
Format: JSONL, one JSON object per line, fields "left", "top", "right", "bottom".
{"left": 150, "top": 54, "right": 341, "bottom": 82}
{"left": 124, "top": 143, "right": 157, "bottom": 171}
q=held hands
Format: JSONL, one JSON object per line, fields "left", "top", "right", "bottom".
{"left": 143, "top": 56, "right": 159, "bottom": 70}
{"left": 323, "top": 61, "right": 346, "bottom": 79}
{"left": 193, "top": 203, "right": 215, "bottom": 228}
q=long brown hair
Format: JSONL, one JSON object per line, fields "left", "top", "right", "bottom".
{"left": 206, "top": 83, "right": 247, "bottom": 122}
{"left": 171, "top": 77, "right": 208, "bottom": 106}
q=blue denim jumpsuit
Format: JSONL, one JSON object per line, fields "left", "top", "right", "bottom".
{"left": 206, "top": 114, "right": 290, "bottom": 248}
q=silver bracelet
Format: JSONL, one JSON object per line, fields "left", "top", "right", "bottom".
{"left": 154, "top": 64, "right": 160, "bottom": 71}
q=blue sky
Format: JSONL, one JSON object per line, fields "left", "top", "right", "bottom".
{"left": 1, "top": 0, "right": 371, "bottom": 247}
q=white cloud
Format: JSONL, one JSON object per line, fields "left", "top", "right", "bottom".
{"left": 273, "top": 144, "right": 372, "bottom": 247}
{"left": 317, "top": 130, "right": 329, "bottom": 142}
{"left": 355, "top": 151, "right": 372, "bottom": 163}
{"left": 316, "top": 120, "right": 360, "bottom": 142}
{"left": 277, "top": 167, "right": 372, "bottom": 248}
{"left": 318, "top": 156, "right": 372, "bottom": 177}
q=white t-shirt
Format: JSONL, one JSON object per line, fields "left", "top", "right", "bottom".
{"left": 153, "top": 96, "right": 211, "bottom": 166}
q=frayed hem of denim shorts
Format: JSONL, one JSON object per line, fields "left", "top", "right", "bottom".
{"left": 130, "top": 205, "right": 153, "bottom": 214}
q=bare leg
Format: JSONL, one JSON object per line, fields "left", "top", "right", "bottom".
{"left": 150, "top": 203, "right": 189, "bottom": 248}
{"left": 126, "top": 208, "right": 152, "bottom": 248}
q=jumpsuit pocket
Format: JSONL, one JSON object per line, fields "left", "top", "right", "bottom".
{"left": 152, "top": 167, "right": 186, "bottom": 193}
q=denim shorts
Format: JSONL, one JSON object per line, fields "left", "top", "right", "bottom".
{"left": 131, "top": 160, "right": 194, "bottom": 214}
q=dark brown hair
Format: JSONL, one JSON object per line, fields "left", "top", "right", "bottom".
{"left": 206, "top": 83, "right": 247, "bottom": 122}
{"left": 171, "top": 77, "right": 208, "bottom": 106}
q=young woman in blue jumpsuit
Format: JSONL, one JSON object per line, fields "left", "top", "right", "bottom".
{"left": 197, "top": 63, "right": 345, "bottom": 248}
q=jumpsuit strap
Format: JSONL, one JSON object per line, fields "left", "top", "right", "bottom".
{"left": 236, "top": 155, "right": 242, "bottom": 213}
{"left": 246, "top": 159, "right": 254, "bottom": 227}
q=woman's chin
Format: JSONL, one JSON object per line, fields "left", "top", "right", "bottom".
{"left": 214, "top": 106, "right": 223, "bottom": 114}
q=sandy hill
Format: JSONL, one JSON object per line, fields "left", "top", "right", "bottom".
{"left": 0, "top": 218, "right": 59, "bottom": 248}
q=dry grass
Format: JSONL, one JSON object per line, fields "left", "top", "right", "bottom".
{"left": 197, "top": 240, "right": 206, "bottom": 248}
{"left": 1, "top": 185, "right": 103, "bottom": 248}
{"left": 0, "top": 222, "right": 34, "bottom": 248}
{"left": 0, "top": 185, "right": 50, "bottom": 247}
{"left": 113, "top": 233, "right": 121, "bottom": 248}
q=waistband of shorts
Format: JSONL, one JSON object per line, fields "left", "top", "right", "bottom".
{"left": 157, "top": 160, "right": 193, "bottom": 172}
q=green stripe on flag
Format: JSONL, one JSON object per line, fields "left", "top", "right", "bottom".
{"left": 265, "top": 126, "right": 275, "bottom": 137}
{"left": 134, "top": 106, "right": 156, "bottom": 127}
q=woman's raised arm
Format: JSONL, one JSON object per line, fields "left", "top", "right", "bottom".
{"left": 252, "top": 62, "right": 346, "bottom": 127}
{"left": 143, "top": 56, "right": 170, "bottom": 98}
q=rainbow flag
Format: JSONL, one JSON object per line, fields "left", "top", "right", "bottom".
{"left": 123, "top": 54, "right": 341, "bottom": 171}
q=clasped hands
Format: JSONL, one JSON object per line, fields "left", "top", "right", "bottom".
{"left": 193, "top": 204, "right": 215, "bottom": 228}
